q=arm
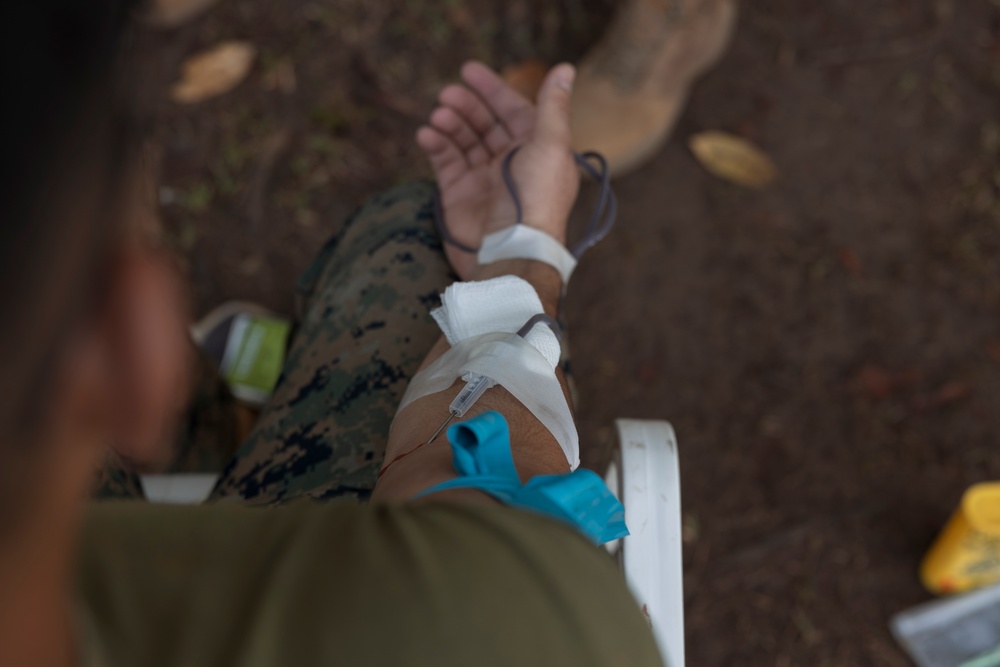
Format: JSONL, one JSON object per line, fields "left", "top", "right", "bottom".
{"left": 371, "top": 258, "right": 570, "bottom": 502}
{"left": 373, "top": 62, "right": 581, "bottom": 503}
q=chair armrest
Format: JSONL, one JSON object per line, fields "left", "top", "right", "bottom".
{"left": 607, "top": 419, "right": 684, "bottom": 667}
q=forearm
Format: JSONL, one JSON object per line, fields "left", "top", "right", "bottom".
{"left": 371, "top": 259, "right": 572, "bottom": 502}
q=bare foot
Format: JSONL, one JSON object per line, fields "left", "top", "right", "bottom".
{"left": 417, "top": 61, "right": 580, "bottom": 280}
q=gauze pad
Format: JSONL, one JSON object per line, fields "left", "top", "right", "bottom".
{"left": 430, "top": 276, "right": 560, "bottom": 368}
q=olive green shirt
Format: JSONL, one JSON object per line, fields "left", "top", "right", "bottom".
{"left": 76, "top": 501, "right": 664, "bottom": 666}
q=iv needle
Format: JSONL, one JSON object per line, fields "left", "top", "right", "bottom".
{"left": 425, "top": 373, "right": 494, "bottom": 446}
{"left": 426, "top": 412, "right": 455, "bottom": 445}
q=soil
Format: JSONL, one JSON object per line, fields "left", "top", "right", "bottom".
{"left": 135, "top": 0, "right": 1000, "bottom": 664}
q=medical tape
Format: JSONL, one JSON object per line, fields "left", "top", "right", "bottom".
{"left": 477, "top": 225, "right": 578, "bottom": 285}
{"left": 398, "top": 332, "right": 580, "bottom": 470}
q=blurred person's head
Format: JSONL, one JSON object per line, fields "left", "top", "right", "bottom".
{"left": 0, "top": 1, "right": 189, "bottom": 662}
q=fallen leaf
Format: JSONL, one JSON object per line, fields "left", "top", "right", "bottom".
{"left": 171, "top": 41, "right": 256, "bottom": 104}
{"left": 934, "top": 381, "right": 972, "bottom": 404}
{"left": 838, "top": 247, "right": 863, "bottom": 276}
{"left": 987, "top": 340, "right": 1000, "bottom": 364}
{"left": 502, "top": 60, "right": 549, "bottom": 102}
{"left": 246, "top": 128, "right": 293, "bottom": 229}
{"left": 636, "top": 361, "right": 657, "bottom": 386}
{"left": 372, "top": 91, "right": 423, "bottom": 118}
{"left": 912, "top": 381, "right": 972, "bottom": 412}
{"left": 447, "top": 5, "right": 476, "bottom": 34}
{"left": 296, "top": 209, "right": 318, "bottom": 227}
{"left": 688, "top": 131, "right": 778, "bottom": 188}
{"left": 144, "top": 0, "right": 219, "bottom": 28}
{"left": 262, "top": 57, "right": 297, "bottom": 95}
{"left": 682, "top": 514, "right": 699, "bottom": 544}
{"left": 854, "top": 364, "right": 924, "bottom": 400}
{"left": 855, "top": 365, "right": 893, "bottom": 400}
{"left": 239, "top": 254, "right": 263, "bottom": 276}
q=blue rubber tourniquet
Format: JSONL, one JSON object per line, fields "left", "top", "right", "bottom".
{"left": 417, "top": 411, "right": 628, "bottom": 544}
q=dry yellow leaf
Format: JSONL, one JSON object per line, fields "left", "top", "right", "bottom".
{"left": 171, "top": 41, "right": 256, "bottom": 104}
{"left": 688, "top": 131, "right": 778, "bottom": 189}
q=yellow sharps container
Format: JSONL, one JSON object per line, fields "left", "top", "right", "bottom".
{"left": 921, "top": 482, "right": 1000, "bottom": 595}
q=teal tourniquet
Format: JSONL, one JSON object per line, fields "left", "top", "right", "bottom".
{"left": 417, "top": 411, "right": 628, "bottom": 544}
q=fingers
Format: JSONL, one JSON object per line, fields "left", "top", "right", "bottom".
{"left": 439, "top": 84, "right": 513, "bottom": 155}
{"left": 415, "top": 125, "right": 467, "bottom": 187}
{"left": 429, "top": 105, "right": 492, "bottom": 166}
{"left": 533, "top": 63, "right": 575, "bottom": 150}
{"left": 417, "top": 61, "right": 551, "bottom": 179}
{"left": 460, "top": 61, "right": 536, "bottom": 141}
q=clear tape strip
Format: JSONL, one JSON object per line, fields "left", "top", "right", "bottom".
{"left": 397, "top": 332, "right": 580, "bottom": 470}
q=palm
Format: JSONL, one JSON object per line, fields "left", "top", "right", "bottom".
{"left": 436, "top": 150, "right": 516, "bottom": 247}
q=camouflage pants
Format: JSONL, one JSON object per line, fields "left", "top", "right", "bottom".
{"left": 101, "top": 182, "right": 453, "bottom": 503}
{"left": 210, "top": 182, "right": 452, "bottom": 504}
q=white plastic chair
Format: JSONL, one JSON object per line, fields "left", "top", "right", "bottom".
{"left": 605, "top": 419, "right": 685, "bottom": 667}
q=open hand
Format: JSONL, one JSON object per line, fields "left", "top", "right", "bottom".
{"left": 417, "top": 61, "right": 580, "bottom": 280}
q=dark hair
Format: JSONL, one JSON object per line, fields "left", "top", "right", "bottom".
{"left": 0, "top": 1, "right": 139, "bottom": 518}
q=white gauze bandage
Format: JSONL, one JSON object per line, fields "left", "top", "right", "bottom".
{"left": 431, "top": 275, "right": 560, "bottom": 365}
{"left": 478, "top": 225, "right": 577, "bottom": 284}
{"left": 398, "top": 276, "right": 579, "bottom": 470}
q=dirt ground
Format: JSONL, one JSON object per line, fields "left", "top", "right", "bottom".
{"left": 137, "top": 0, "right": 1000, "bottom": 664}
